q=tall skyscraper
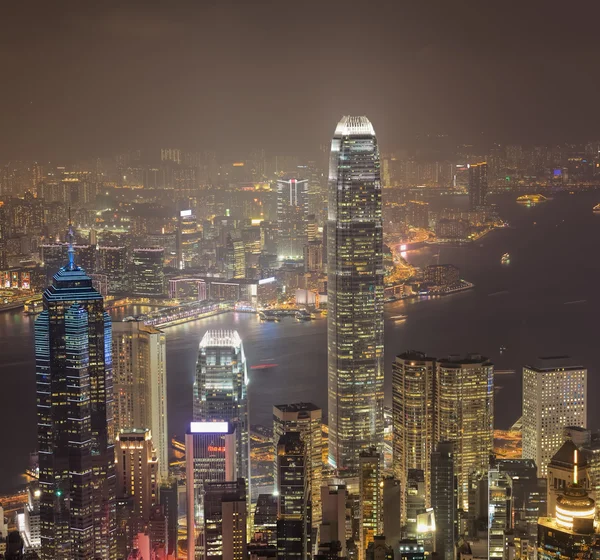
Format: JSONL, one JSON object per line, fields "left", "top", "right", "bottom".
{"left": 382, "top": 478, "right": 401, "bottom": 549}
{"left": 177, "top": 209, "right": 201, "bottom": 269}
{"left": 276, "top": 432, "right": 311, "bottom": 560}
{"left": 132, "top": 247, "right": 165, "bottom": 296}
{"left": 488, "top": 467, "right": 512, "bottom": 559}
{"left": 276, "top": 175, "right": 309, "bottom": 260}
{"left": 437, "top": 354, "right": 494, "bottom": 510}
{"left": 97, "top": 246, "right": 128, "bottom": 294}
{"left": 319, "top": 485, "right": 347, "bottom": 558}
{"left": 115, "top": 429, "right": 158, "bottom": 526}
{"left": 194, "top": 330, "right": 249, "bottom": 485}
{"left": 35, "top": 246, "right": 116, "bottom": 559}
{"left": 225, "top": 231, "right": 246, "bottom": 279}
{"left": 185, "top": 421, "right": 237, "bottom": 560}
{"left": 392, "top": 352, "right": 436, "bottom": 505}
{"left": 273, "top": 403, "right": 323, "bottom": 526}
{"left": 327, "top": 116, "right": 384, "bottom": 470}
{"left": 112, "top": 319, "right": 168, "bottom": 480}
{"left": 430, "top": 442, "right": 457, "bottom": 560}
{"left": 359, "top": 449, "right": 383, "bottom": 556}
{"left": 522, "top": 356, "right": 587, "bottom": 477}
{"left": 468, "top": 162, "right": 487, "bottom": 209}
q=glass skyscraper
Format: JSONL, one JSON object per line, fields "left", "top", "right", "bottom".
{"left": 276, "top": 175, "right": 309, "bottom": 260}
{"left": 327, "top": 116, "right": 384, "bottom": 470}
{"left": 35, "top": 247, "right": 116, "bottom": 559}
{"left": 193, "top": 330, "right": 249, "bottom": 485}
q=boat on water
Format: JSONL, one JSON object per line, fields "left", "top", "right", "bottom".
{"left": 516, "top": 194, "right": 549, "bottom": 206}
{"left": 295, "top": 311, "right": 312, "bottom": 321}
{"left": 390, "top": 314, "right": 407, "bottom": 321}
{"left": 501, "top": 253, "right": 510, "bottom": 265}
{"left": 594, "top": 204, "right": 600, "bottom": 213}
{"left": 250, "top": 363, "right": 278, "bottom": 370}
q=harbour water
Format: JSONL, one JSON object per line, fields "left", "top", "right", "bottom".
{"left": 2, "top": 190, "right": 600, "bottom": 493}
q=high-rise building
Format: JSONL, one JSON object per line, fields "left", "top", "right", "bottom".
{"left": 185, "top": 421, "right": 237, "bottom": 560}
{"left": 115, "top": 430, "right": 158, "bottom": 526}
{"left": 382, "top": 478, "right": 401, "bottom": 550}
{"left": 430, "top": 442, "right": 457, "bottom": 560}
{"left": 488, "top": 467, "right": 512, "bottom": 559}
{"left": 225, "top": 230, "right": 246, "bottom": 279}
{"left": 392, "top": 352, "right": 436, "bottom": 506}
{"left": 276, "top": 176, "right": 309, "bottom": 260}
{"left": 132, "top": 247, "right": 165, "bottom": 296}
{"left": 522, "top": 356, "right": 587, "bottom": 477}
{"left": 273, "top": 403, "right": 323, "bottom": 526}
{"left": 177, "top": 209, "right": 202, "bottom": 269}
{"left": 98, "top": 246, "right": 128, "bottom": 294}
{"left": 112, "top": 320, "right": 168, "bottom": 480}
{"left": 437, "top": 354, "right": 494, "bottom": 510}
{"left": 404, "top": 469, "right": 425, "bottom": 539}
{"left": 35, "top": 247, "right": 116, "bottom": 559}
{"left": 327, "top": 116, "right": 384, "bottom": 470}
{"left": 254, "top": 494, "right": 278, "bottom": 545}
{"left": 203, "top": 479, "right": 248, "bottom": 560}
{"left": 194, "top": 330, "right": 249, "bottom": 485}
{"left": 359, "top": 449, "right": 383, "bottom": 555}
{"left": 159, "top": 479, "right": 179, "bottom": 558}
{"left": 319, "top": 485, "right": 347, "bottom": 558}
{"left": 365, "top": 535, "right": 393, "bottom": 560}
{"left": 276, "top": 432, "right": 311, "bottom": 560}
{"left": 468, "top": 162, "right": 487, "bottom": 209}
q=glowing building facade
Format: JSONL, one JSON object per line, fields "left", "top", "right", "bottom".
{"left": 276, "top": 176, "right": 309, "bottom": 260}
{"left": 327, "top": 116, "right": 384, "bottom": 470}
{"left": 522, "top": 356, "right": 587, "bottom": 477}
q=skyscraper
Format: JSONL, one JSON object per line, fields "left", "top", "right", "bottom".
{"left": 35, "top": 246, "right": 116, "bottom": 559}
{"left": 430, "top": 442, "right": 457, "bottom": 560}
{"left": 194, "top": 330, "right": 249, "bottom": 485}
{"left": 522, "top": 356, "right": 587, "bottom": 477}
{"left": 392, "top": 352, "right": 436, "bottom": 505}
{"left": 276, "top": 176, "right": 309, "bottom": 260}
{"left": 437, "top": 354, "right": 494, "bottom": 510}
{"left": 327, "top": 116, "right": 384, "bottom": 470}
{"left": 112, "top": 319, "right": 168, "bottom": 480}
{"left": 273, "top": 403, "right": 323, "bottom": 526}
{"left": 359, "top": 449, "right": 383, "bottom": 555}
{"left": 132, "top": 247, "right": 165, "bottom": 296}
{"left": 468, "top": 162, "right": 487, "bottom": 209}
{"left": 488, "top": 467, "right": 512, "bottom": 559}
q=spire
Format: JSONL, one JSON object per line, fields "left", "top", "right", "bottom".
{"left": 67, "top": 206, "right": 75, "bottom": 271}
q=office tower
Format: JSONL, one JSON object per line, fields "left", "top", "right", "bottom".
{"left": 194, "top": 330, "right": 249, "bottom": 485}
{"left": 273, "top": 403, "right": 323, "bottom": 526}
{"left": 147, "top": 504, "right": 169, "bottom": 556}
{"left": 359, "top": 449, "right": 383, "bottom": 555}
{"left": 276, "top": 432, "right": 311, "bottom": 560}
{"left": 35, "top": 247, "right": 116, "bottom": 559}
{"left": 327, "top": 116, "right": 384, "bottom": 470}
{"left": 319, "top": 485, "right": 347, "bottom": 558}
{"left": 254, "top": 494, "right": 279, "bottom": 545}
{"left": 397, "top": 540, "right": 426, "bottom": 560}
{"left": 276, "top": 176, "right": 309, "bottom": 260}
{"left": 404, "top": 470, "right": 425, "bottom": 539}
{"left": 303, "top": 241, "right": 323, "bottom": 273}
{"left": 430, "top": 442, "right": 457, "bottom": 560}
{"left": 159, "top": 479, "right": 179, "bottom": 557}
{"left": 488, "top": 468, "right": 512, "bottom": 559}
{"left": 522, "top": 356, "right": 587, "bottom": 477}
{"left": 437, "top": 354, "right": 494, "bottom": 510}
{"left": 392, "top": 352, "right": 436, "bottom": 505}
{"left": 203, "top": 479, "right": 248, "bottom": 560}
{"left": 468, "top": 162, "right": 487, "bottom": 209}
{"left": 226, "top": 230, "right": 246, "bottom": 278}
{"left": 537, "top": 460, "right": 599, "bottom": 559}
{"left": 112, "top": 319, "right": 168, "bottom": 480}
{"left": 365, "top": 535, "right": 393, "bottom": 560}
{"left": 177, "top": 209, "right": 202, "bottom": 269}
{"left": 98, "top": 246, "right": 128, "bottom": 294}
{"left": 382, "top": 478, "right": 401, "bottom": 549}
{"left": 132, "top": 247, "right": 165, "bottom": 296}
{"left": 186, "top": 421, "right": 237, "bottom": 560}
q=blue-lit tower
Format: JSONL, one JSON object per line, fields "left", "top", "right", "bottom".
{"left": 35, "top": 243, "right": 116, "bottom": 559}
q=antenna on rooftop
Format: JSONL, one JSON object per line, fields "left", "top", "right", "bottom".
{"left": 67, "top": 206, "right": 75, "bottom": 270}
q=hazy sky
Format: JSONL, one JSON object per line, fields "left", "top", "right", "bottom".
{"left": 2, "top": 0, "right": 600, "bottom": 159}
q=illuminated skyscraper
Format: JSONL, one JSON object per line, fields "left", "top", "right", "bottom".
{"left": 437, "top": 354, "right": 494, "bottom": 510}
{"left": 488, "top": 467, "right": 512, "bottom": 559}
{"left": 112, "top": 320, "right": 168, "bottom": 480}
{"left": 35, "top": 247, "right": 116, "bottom": 559}
{"left": 276, "top": 176, "right": 309, "bottom": 260}
{"left": 430, "top": 442, "right": 457, "bottom": 560}
{"left": 468, "top": 162, "right": 488, "bottom": 209}
{"left": 359, "top": 449, "right": 383, "bottom": 556}
{"left": 522, "top": 356, "right": 587, "bottom": 477}
{"left": 98, "top": 246, "right": 128, "bottom": 294}
{"left": 177, "top": 209, "right": 201, "bottom": 269}
{"left": 392, "top": 352, "right": 436, "bottom": 506}
{"left": 225, "top": 230, "right": 246, "bottom": 279}
{"left": 327, "top": 116, "right": 384, "bottom": 470}
{"left": 273, "top": 403, "right": 323, "bottom": 526}
{"left": 132, "top": 247, "right": 165, "bottom": 296}
{"left": 194, "top": 330, "right": 249, "bottom": 485}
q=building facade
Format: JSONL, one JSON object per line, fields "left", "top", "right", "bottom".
{"left": 327, "top": 115, "right": 384, "bottom": 470}
{"left": 468, "top": 162, "right": 487, "bottom": 209}
{"left": 276, "top": 176, "right": 309, "bottom": 260}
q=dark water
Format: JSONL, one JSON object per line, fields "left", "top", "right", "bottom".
{"left": 2, "top": 190, "right": 600, "bottom": 494}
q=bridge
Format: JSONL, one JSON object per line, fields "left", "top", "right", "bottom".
{"left": 141, "top": 300, "right": 256, "bottom": 328}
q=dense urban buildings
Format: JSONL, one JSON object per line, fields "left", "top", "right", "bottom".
{"left": 327, "top": 116, "right": 384, "bottom": 470}
{"left": 35, "top": 248, "right": 116, "bottom": 559}
{"left": 522, "top": 356, "right": 587, "bottom": 477}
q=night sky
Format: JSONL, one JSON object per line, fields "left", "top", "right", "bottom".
{"left": 2, "top": 0, "right": 600, "bottom": 159}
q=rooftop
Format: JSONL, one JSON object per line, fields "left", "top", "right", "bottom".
{"left": 199, "top": 329, "right": 243, "bottom": 349}
{"left": 526, "top": 355, "right": 584, "bottom": 371}
{"left": 334, "top": 115, "right": 376, "bottom": 137}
